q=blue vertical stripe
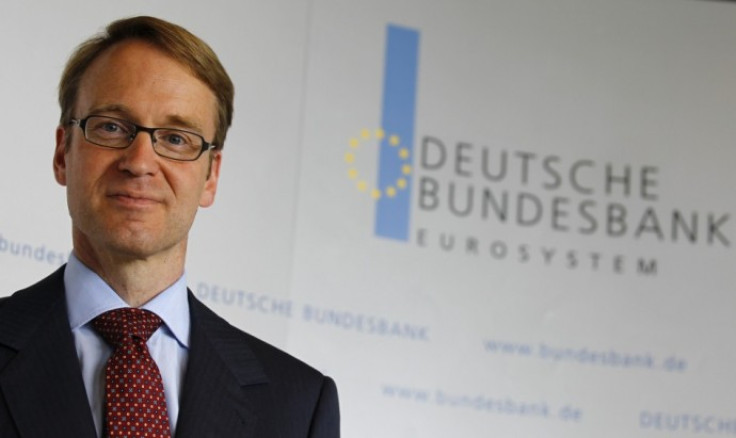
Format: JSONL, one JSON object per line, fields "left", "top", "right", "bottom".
{"left": 375, "top": 24, "right": 420, "bottom": 241}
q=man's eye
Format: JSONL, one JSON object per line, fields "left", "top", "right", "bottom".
{"left": 90, "top": 120, "right": 128, "bottom": 136}
{"left": 162, "top": 132, "right": 191, "bottom": 146}
{"left": 101, "top": 123, "right": 121, "bottom": 132}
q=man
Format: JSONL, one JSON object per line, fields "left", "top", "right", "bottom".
{"left": 0, "top": 16, "right": 339, "bottom": 438}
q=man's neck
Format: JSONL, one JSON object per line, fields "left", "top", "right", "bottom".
{"left": 73, "top": 239, "right": 186, "bottom": 307}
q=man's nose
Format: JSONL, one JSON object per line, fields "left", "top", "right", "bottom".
{"left": 117, "top": 130, "right": 160, "bottom": 175}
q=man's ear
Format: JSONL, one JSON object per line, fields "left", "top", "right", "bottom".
{"left": 200, "top": 151, "right": 222, "bottom": 208}
{"left": 53, "top": 125, "right": 68, "bottom": 186}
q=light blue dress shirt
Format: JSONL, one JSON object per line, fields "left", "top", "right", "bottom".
{"left": 64, "top": 253, "right": 190, "bottom": 438}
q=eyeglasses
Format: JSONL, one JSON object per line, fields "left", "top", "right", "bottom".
{"left": 70, "top": 115, "right": 217, "bottom": 161}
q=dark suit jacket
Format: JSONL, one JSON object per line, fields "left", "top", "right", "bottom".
{"left": 0, "top": 266, "right": 340, "bottom": 437}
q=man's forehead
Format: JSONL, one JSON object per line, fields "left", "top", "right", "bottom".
{"left": 80, "top": 40, "right": 193, "bottom": 84}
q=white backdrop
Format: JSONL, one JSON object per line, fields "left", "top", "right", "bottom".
{"left": 2, "top": 1, "right": 736, "bottom": 437}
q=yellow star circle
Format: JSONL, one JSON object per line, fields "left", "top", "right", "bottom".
{"left": 345, "top": 128, "right": 411, "bottom": 199}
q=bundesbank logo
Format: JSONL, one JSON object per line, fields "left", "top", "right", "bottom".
{"left": 339, "top": 22, "right": 732, "bottom": 278}
{"left": 344, "top": 24, "right": 419, "bottom": 242}
{"left": 339, "top": 23, "right": 732, "bottom": 277}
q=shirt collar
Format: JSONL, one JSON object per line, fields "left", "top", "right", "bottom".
{"left": 64, "top": 253, "right": 190, "bottom": 348}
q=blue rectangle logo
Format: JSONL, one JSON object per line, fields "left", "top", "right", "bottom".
{"left": 374, "top": 25, "right": 420, "bottom": 241}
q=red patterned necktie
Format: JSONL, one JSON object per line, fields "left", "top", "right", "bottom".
{"left": 92, "top": 308, "right": 172, "bottom": 438}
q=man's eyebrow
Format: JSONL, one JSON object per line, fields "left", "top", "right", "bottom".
{"left": 86, "top": 105, "right": 205, "bottom": 133}
{"left": 162, "top": 115, "right": 204, "bottom": 134}
{"left": 87, "top": 104, "right": 131, "bottom": 117}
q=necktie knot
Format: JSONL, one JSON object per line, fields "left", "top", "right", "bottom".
{"left": 92, "top": 308, "right": 163, "bottom": 347}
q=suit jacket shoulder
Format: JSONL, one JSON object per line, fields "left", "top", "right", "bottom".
{"left": 0, "top": 267, "right": 67, "bottom": 351}
{"left": 175, "top": 293, "right": 340, "bottom": 438}
{"left": 0, "top": 266, "right": 97, "bottom": 438}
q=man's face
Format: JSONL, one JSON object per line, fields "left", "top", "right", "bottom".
{"left": 53, "top": 40, "right": 221, "bottom": 264}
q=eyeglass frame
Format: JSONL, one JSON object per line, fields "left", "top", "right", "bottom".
{"left": 68, "top": 115, "right": 218, "bottom": 162}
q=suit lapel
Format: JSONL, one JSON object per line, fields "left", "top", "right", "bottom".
{"left": 0, "top": 267, "right": 96, "bottom": 438}
{"left": 175, "top": 293, "right": 269, "bottom": 438}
